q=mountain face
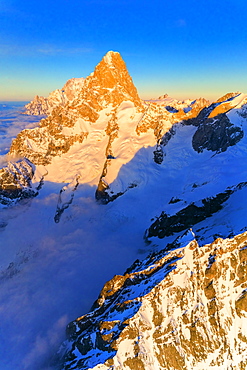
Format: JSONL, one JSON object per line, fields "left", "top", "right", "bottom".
{"left": 1, "top": 51, "right": 148, "bottom": 205}
{"left": 59, "top": 231, "right": 247, "bottom": 370}
{"left": 0, "top": 51, "right": 211, "bottom": 206}
{"left": 1, "top": 51, "right": 247, "bottom": 369}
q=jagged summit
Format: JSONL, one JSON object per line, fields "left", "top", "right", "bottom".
{"left": 8, "top": 51, "right": 144, "bottom": 166}
{"left": 0, "top": 51, "right": 150, "bottom": 205}
{"left": 73, "top": 50, "right": 144, "bottom": 115}
{"left": 100, "top": 50, "right": 125, "bottom": 70}
{"left": 24, "top": 51, "right": 143, "bottom": 117}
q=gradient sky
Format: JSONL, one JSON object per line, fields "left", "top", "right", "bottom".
{"left": 1, "top": 0, "right": 247, "bottom": 101}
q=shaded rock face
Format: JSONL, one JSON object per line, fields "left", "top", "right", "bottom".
{"left": 140, "top": 92, "right": 244, "bottom": 171}
{"left": 179, "top": 93, "right": 244, "bottom": 154}
{"left": 147, "top": 188, "right": 235, "bottom": 239}
{"left": 59, "top": 232, "right": 247, "bottom": 370}
{"left": 146, "top": 181, "right": 247, "bottom": 244}
{"left": 192, "top": 113, "right": 244, "bottom": 154}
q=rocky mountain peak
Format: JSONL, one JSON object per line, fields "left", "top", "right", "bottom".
{"left": 73, "top": 51, "right": 144, "bottom": 114}
{"left": 94, "top": 51, "right": 133, "bottom": 89}
{"left": 0, "top": 51, "right": 151, "bottom": 205}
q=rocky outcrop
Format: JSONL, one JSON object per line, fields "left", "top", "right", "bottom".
{"left": 177, "top": 92, "right": 245, "bottom": 154}
{"left": 59, "top": 231, "right": 247, "bottom": 370}
{"left": 24, "top": 95, "right": 50, "bottom": 116}
{"left": 0, "top": 158, "right": 37, "bottom": 205}
{"left": 183, "top": 92, "right": 241, "bottom": 126}
{"left": 146, "top": 187, "right": 238, "bottom": 240}
{"left": 192, "top": 113, "right": 244, "bottom": 153}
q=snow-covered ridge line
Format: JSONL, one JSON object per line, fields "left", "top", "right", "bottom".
{"left": 24, "top": 77, "right": 85, "bottom": 116}
{"left": 60, "top": 231, "right": 247, "bottom": 370}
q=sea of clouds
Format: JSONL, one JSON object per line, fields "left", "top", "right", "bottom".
{"left": 0, "top": 102, "right": 42, "bottom": 166}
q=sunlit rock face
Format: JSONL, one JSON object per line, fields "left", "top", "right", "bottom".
{"left": 3, "top": 51, "right": 209, "bottom": 206}
{"left": 73, "top": 50, "right": 145, "bottom": 117}
{"left": 0, "top": 158, "right": 36, "bottom": 205}
{"left": 192, "top": 113, "right": 244, "bottom": 153}
{"left": 59, "top": 232, "right": 247, "bottom": 370}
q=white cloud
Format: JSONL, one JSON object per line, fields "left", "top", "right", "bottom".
{"left": 0, "top": 43, "right": 93, "bottom": 56}
{"left": 37, "top": 46, "right": 93, "bottom": 55}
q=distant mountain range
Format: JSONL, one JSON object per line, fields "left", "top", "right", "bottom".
{"left": 0, "top": 51, "right": 247, "bottom": 370}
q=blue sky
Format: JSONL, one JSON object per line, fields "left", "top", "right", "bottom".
{"left": 1, "top": 0, "right": 247, "bottom": 101}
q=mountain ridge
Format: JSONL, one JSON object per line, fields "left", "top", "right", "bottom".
{"left": 59, "top": 231, "right": 247, "bottom": 370}
{"left": 0, "top": 51, "right": 211, "bottom": 206}
{"left": 24, "top": 77, "right": 85, "bottom": 116}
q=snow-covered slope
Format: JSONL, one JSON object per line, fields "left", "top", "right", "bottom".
{"left": 0, "top": 52, "right": 247, "bottom": 370}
